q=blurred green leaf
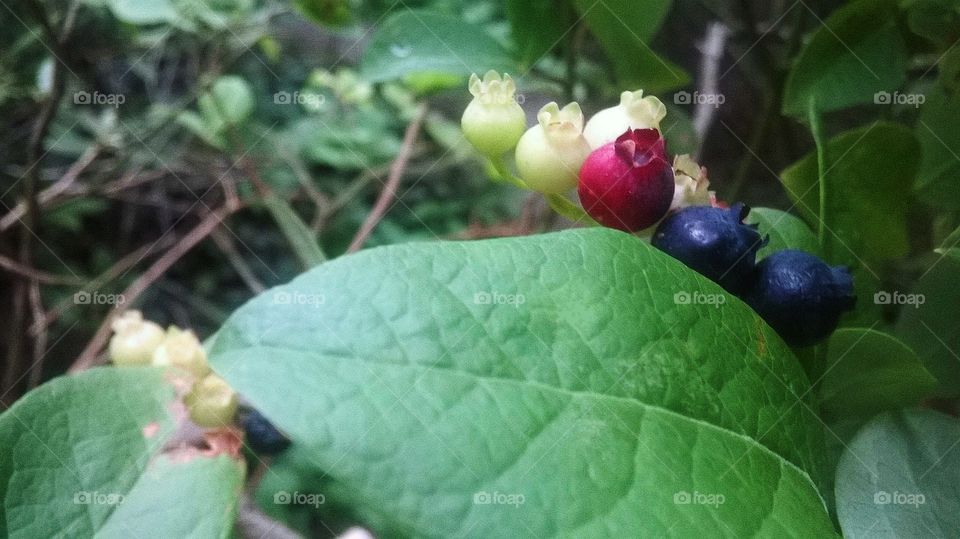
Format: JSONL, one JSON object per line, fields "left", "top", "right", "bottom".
{"left": 290, "top": 108, "right": 401, "bottom": 170}
{"left": 262, "top": 194, "right": 326, "bottom": 268}
{"left": 359, "top": 10, "right": 515, "bottom": 82}
{"left": 780, "top": 122, "right": 918, "bottom": 264}
{"left": 294, "top": 0, "right": 352, "bottom": 26}
{"left": 210, "top": 75, "right": 254, "bottom": 126}
{"left": 915, "top": 85, "right": 960, "bottom": 209}
{"left": 836, "top": 409, "right": 960, "bottom": 538}
{"left": 746, "top": 207, "right": 820, "bottom": 259}
{"left": 506, "top": 0, "right": 570, "bottom": 67}
{"left": 895, "top": 254, "right": 960, "bottom": 397}
{"left": 782, "top": 0, "right": 907, "bottom": 116}
{"left": 819, "top": 328, "right": 937, "bottom": 419}
{"left": 904, "top": 0, "right": 960, "bottom": 47}
{"left": 574, "top": 0, "right": 689, "bottom": 93}
{"left": 661, "top": 103, "right": 698, "bottom": 155}
{"left": 107, "top": 0, "right": 179, "bottom": 25}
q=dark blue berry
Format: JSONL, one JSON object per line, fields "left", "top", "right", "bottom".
{"left": 242, "top": 410, "right": 290, "bottom": 455}
{"left": 745, "top": 250, "right": 856, "bottom": 347}
{"left": 652, "top": 203, "right": 767, "bottom": 293}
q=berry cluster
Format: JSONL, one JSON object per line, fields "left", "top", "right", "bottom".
{"left": 460, "top": 72, "right": 855, "bottom": 346}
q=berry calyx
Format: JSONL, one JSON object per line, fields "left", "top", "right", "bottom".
{"left": 670, "top": 154, "right": 714, "bottom": 210}
{"left": 745, "top": 250, "right": 856, "bottom": 347}
{"left": 582, "top": 89, "right": 666, "bottom": 148}
{"left": 152, "top": 326, "right": 211, "bottom": 379}
{"left": 514, "top": 102, "right": 592, "bottom": 193}
{"left": 461, "top": 71, "right": 526, "bottom": 157}
{"left": 242, "top": 409, "right": 291, "bottom": 455}
{"left": 652, "top": 203, "right": 767, "bottom": 293}
{"left": 577, "top": 128, "right": 675, "bottom": 231}
{"left": 186, "top": 374, "right": 238, "bottom": 428}
{"left": 108, "top": 311, "right": 165, "bottom": 366}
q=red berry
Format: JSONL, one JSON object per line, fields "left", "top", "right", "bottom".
{"left": 577, "top": 128, "right": 675, "bottom": 232}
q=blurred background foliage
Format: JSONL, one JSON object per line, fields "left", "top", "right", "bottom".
{"left": 1, "top": 0, "right": 959, "bottom": 440}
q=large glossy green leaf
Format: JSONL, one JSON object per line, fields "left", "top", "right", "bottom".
{"left": 209, "top": 228, "right": 834, "bottom": 536}
{"left": 895, "top": 254, "right": 960, "bottom": 397}
{"left": 0, "top": 368, "right": 244, "bottom": 538}
{"left": 573, "top": 0, "right": 689, "bottom": 93}
{"left": 359, "top": 10, "right": 515, "bottom": 82}
{"left": 782, "top": 0, "right": 907, "bottom": 116}
{"left": 506, "top": 0, "right": 571, "bottom": 67}
{"left": 780, "top": 122, "right": 919, "bottom": 264}
{"left": 915, "top": 85, "right": 960, "bottom": 210}
{"left": 746, "top": 207, "right": 820, "bottom": 260}
{"left": 835, "top": 409, "right": 960, "bottom": 538}
{"left": 818, "top": 329, "right": 936, "bottom": 419}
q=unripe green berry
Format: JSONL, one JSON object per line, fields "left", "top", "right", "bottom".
{"left": 583, "top": 89, "right": 666, "bottom": 148}
{"left": 186, "top": 374, "right": 238, "bottom": 428}
{"left": 514, "top": 102, "right": 592, "bottom": 193}
{"left": 461, "top": 70, "right": 526, "bottom": 157}
{"left": 152, "top": 326, "right": 211, "bottom": 379}
{"left": 109, "top": 311, "right": 165, "bottom": 366}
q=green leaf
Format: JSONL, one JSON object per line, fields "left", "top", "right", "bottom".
{"left": 0, "top": 368, "right": 244, "bottom": 538}
{"left": 895, "top": 254, "right": 960, "bottom": 397}
{"left": 782, "top": 0, "right": 907, "bottom": 116}
{"left": 359, "top": 10, "right": 515, "bottom": 82}
{"left": 780, "top": 122, "right": 919, "bottom": 263}
{"left": 108, "top": 0, "right": 179, "bottom": 25}
{"left": 209, "top": 228, "right": 834, "bottom": 536}
{"left": 746, "top": 207, "right": 820, "bottom": 260}
{"left": 915, "top": 85, "right": 960, "bottom": 210}
{"left": 818, "top": 328, "right": 937, "bottom": 419}
{"left": 835, "top": 409, "right": 960, "bottom": 538}
{"left": 506, "top": 0, "right": 571, "bottom": 67}
{"left": 262, "top": 193, "right": 326, "bottom": 268}
{"left": 209, "top": 75, "right": 254, "bottom": 126}
{"left": 573, "top": 0, "right": 690, "bottom": 93}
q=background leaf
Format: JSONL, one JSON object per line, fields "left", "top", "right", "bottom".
{"left": 359, "top": 10, "right": 516, "bottom": 82}
{"left": 915, "top": 85, "right": 960, "bottom": 210}
{"left": 782, "top": 0, "right": 907, "bottom": 116}
{"left": 780, "top": 122, "right": 919, "bottom": 264}
{"left": 209, "top": 228, "right": 833, "bottom": 536}
{"left": 746, "top": 207, "right": 820, "bottom": 259}
{"left": 506, "top": 0, "right": 571, "bottom": 67}
{"left": 0, "top": 368, "right": 244, "bottom": 538}
{"left": 835, "top": 409, "right": 960, "bottom": 538}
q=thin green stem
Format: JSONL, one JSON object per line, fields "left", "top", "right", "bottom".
{"left": 488, "top": 155, "right": 529, "bottom": 189}
{"left": 808, "top": 98, "right": 830, "bottom": 261}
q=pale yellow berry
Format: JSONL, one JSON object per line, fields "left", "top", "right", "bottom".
{"left": 108, "top": 311, "right": 165, "bottom": 366}
{"left": 671, "top": 154, "right": 714, "bottom": 209}
{"left": 186, "top": 374, "right": 238, "bottom": 428}
{"left": 152, "top": 326, "right": 210, "bottom": 378}
{"left": 583, "top": 90, "right": 667, "bottom": 148}
{"left": 514, "top": 102, "right": 592, "bottom": 193}
{"left": 461, "top": 70, "right": 526, "bottom": 157}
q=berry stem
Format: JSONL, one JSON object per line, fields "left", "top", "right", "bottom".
{"left": 488, "top": 155, "right": 529, "bottom": 190}
{"left": 808, "top": 98, "right": 831, "bottom": 261}
{"left": 545, "top": 193, "right": 598, "bottom": 225}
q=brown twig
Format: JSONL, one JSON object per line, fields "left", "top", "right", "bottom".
{"left": 68, "top": 204, "right": 243, "bottom": 373}
{"left": 210, "top": 228, "right": 265, "bottom": 294}
{"left": 347, "top": 102, "right": 428, "bottom": 253}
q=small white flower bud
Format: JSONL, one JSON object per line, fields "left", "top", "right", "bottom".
{"left": 108, "top": 311, "right": 165, "bottom": 366}
{"left": 583, "top": 89, "right": 667, "bottom": 148}
{"left": 461, "top": 70, "right": 526, "bottom": 157}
